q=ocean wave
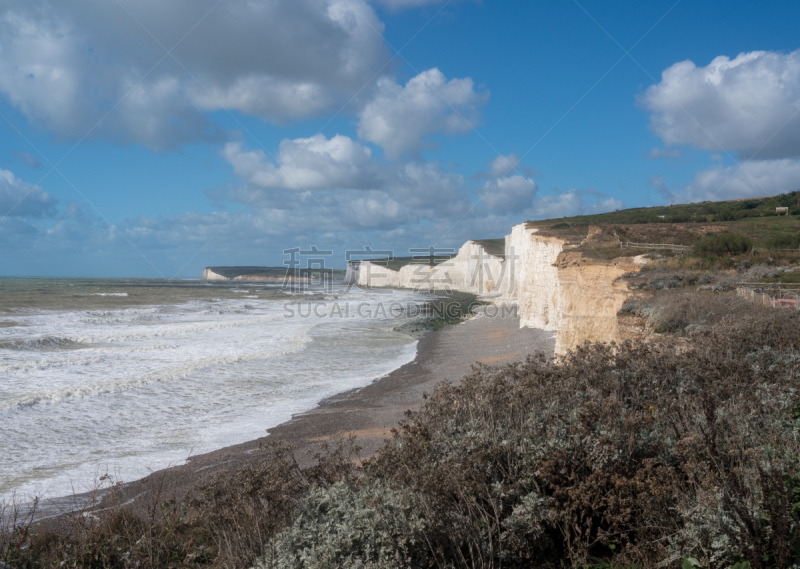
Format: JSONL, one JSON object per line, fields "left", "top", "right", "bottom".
{"left": 0, "top": 343, "right": 179, "bottom": 373}
{"left": 0, "top": 328, "right": 313, "bottom": 410}
{"left": 0, "top": 354, "right": 105, "bottom": 373}
{"left": 0, "top": 336, "right": 87, "bottom": 351}
{"left": 71, "top": 314, "right": 284, "bottom": 344}
{"left": 92, "top": 293, "right": 129, "bottom": 297}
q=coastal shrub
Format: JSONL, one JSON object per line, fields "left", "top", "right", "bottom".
{"left": 256, "top": 480, "right": 431, "bottom": 569}
{"left": 362, "top": 304, "right": 800, "bottom": 568}
{"left": 194, "top": 438, "right": 359, "bottom": 567}
{"left": 692, "top": 233, "right": 753, "bottom": 257}
{"left": 617, "top": 290, "right": 746, "bottom": 335}
{"left": 740, "top": 264, "right": 780, "bottom": 281}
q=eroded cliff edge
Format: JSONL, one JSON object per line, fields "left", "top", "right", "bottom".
{"left": 350, "top": 223, "right": 641, "bottom": 355}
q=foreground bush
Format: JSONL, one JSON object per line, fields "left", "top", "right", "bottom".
{"left": 258, "top": 306, "right": 800, "bottom": 568}
{"left": 257, "top": 480, "right": 430, "bottom": 569}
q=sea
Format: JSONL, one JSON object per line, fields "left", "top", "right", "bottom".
{"left": 0, "top": 277, "right": 426, "bottom": 504}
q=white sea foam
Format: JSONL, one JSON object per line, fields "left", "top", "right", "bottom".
{"left": 0, "top": 280, "right": 425, "bottom": 503}
{"left": 1, "top": 328, "right": 312, "bottom": 410}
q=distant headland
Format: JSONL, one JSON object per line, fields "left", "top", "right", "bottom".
{"left": 202, "top": 266, "right": 347, "bottom": 281}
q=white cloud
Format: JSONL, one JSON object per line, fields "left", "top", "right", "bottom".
{"left": 0, "top": 0, "right": 389, "bottom": 149}
{"left": 481, "top": 176, "right": 538, "bottom": 214}
{"left": 223, "top": 135, "right": 378, "bottom": 191}
{"left": 220, "top": 136, "right": 472, "bottom": 229}
{"left": 641, "top": 50, "right": 800, "bottom": 160}
{"left": 357, "top": 68, "right": 488, "bottom": 159}
{"left": 487, "top": 153, "right": 521, "bottom": 178}
{"left": 527, "top": 190, "right": 623, "bottom": 220}
{"left": 677, "top": 158, "right": 800, "bottom": 202}
{"left": 0, "top": 169, "right": 57, "bottom": 219}
{"left": 475, "top": 153, "right": 538, "bottom": 214}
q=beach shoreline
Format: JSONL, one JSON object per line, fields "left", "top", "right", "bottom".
{"left": 30, "top": 304, "right": 555, "bottom": 520}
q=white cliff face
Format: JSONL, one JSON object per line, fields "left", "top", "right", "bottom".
{"left": 354, "top": 241, "right": 505, "bottom": 295}
{"left": 502, "top": 224, "right": 563, "bottom": 331}
{"left": 202, "top": 268, "right": 229, "bottom": 281}
{"left": 349, "top": 222, "right": 639, "bottom": 354}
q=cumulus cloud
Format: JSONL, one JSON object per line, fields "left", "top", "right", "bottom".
{"left": 388, "top": 162, "right": 470, "bottom": 221}
{"left": 220, "top": 136, "right": 472, "bottom": 229}
{"left": 487, "top": 153, "right": 520, "bottom": 178}
{"left": 0, "top": 169, "right": 58, "bottom": 219}
{"left": 677, "top": 158, "right": 800, "bottom": 203}
{"left": 358, "top": 68, "right": 488, "bottom": 159}
{"left": 528, "top": 190, "right": 623, "bottom": 220}
{"left": 641, "top": 50, "right": 800, "bottom": 160}
{"left": 0, "top": 0, "right": 389, "bottom": 149}
{"left": 223, "top": 135, "right": 378, "bottom": 191}
{"left": 481, "top": 176, "right": 538, "bottom": 214}
{"left": 474, "top": 154, "right": 538, "bottom": 214}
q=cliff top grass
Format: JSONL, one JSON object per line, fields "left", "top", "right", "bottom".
{"left": 525, "top": 191, "right": 800, "bottom": 261}
{"left": 530, "top": 190, "right": 800, "bottom": 229}
{"left": 471, "top": 238, "right": 506, "bottom": 258}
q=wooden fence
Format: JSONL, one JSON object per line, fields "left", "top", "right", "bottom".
{"left": 613, "top": 232, "right": 692, "bottom": 253}
{"left": 618, "top": 241, "right": 693, "bottom": 252}
{"left": 736, "top": 285, "right": 800, "bottom": 311}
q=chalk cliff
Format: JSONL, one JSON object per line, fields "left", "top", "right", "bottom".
{"left": 501, "top": 224, "right": 563, "bottom": 330}
{"left": 350, "top": 240, "right": 505, "bottom": 295}
{"left": 202, "top": 268, "right": 229, "bottom": 281}
{"left": 201, "top": 267, "right": 318, "bottom": 282}
{"left": 350, "top": 223, "right": 641, "bottom": 354}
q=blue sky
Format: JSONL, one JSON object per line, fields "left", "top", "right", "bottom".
{"left": 1, "top": 0, "right": 799, "bottom": 277}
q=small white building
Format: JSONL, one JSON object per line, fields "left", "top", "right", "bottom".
{"left": 777, "top": 206, "right": 789, "bottom": 215}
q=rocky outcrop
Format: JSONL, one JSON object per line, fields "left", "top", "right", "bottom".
{"left": 553, "top": 252, "right": 639, "bottom": 354}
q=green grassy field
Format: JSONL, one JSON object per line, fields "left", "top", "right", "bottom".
{"left": 533, "top": 191, "right": 800, "bottom": 227}
{"left": 523, "top": 192, "right": 800, "bottom": 260}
